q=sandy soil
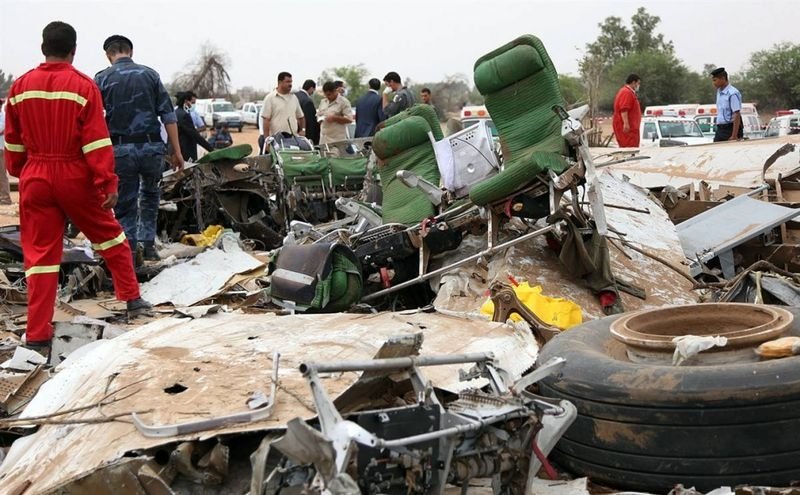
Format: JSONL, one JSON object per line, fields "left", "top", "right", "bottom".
{"left": 0, "top": 191, "right": 19, "bottom": 227}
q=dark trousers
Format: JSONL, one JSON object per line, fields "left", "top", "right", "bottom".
{"left": 714, "top": 122, "right": 744, "bottom": 142}
{"left": 114, "top": 151, "right": 163, "bottom": 245}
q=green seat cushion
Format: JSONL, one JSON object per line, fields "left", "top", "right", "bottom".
{"left": 197, "top": 143, "right": 252, "bottom": 163}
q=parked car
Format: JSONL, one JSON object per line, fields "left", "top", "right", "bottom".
{"left": 194, "top": 98, "right": 244, "bottom": 132}
{"left": 639, "top": 115, "right": 713, "bottom": 148}
{"left": 764, "top": 114, "right": 800, "bottom": 138}
{"left": 239, "top": 102, "right": 262, "bottom": 127}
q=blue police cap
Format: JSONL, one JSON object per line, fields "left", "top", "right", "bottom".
{"left": 103, "top": 35, "right": 133, "bottom": 51}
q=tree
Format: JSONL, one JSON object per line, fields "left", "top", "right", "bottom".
{"left": 235, "top": 86, "right": 267, "bottom": 106}
{"left": 738, "top": 43, "right": 800, "bottom": 110}
{"left": 585, "top": 16, "right": 632, "bottom": 70}
{"left": 172, "top": 44, "right": 232, "bottom": 99}
{"left": 432, "top": 74, "right": 472, "bottom": 119}
{"left": 319, "top": 64, "right": 369, "bottom": 103}
{"left": 559, "top": 74, "right": 586, "bottom": 107}
{"left": 579, "top": 54, "right": 605, "bottom": 125}
{"left": 579, "top": 7, "right": 684, "bottom": 119}
{"left": 630, "top": 7, "right": 673, "bottom": 54}
{"left": 0, "top": 70, "right": 13, "bottom": 97}
{"left": 601, "top": 51, "right": 695, "bottom": 110}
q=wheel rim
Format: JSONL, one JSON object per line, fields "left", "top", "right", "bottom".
{"left": 609, "top": 303, "right": 793, "bottom": 363}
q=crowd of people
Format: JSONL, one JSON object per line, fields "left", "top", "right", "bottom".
{"left": 255, "top": 70, "right": 433, "bottom": 155}
{"left": 0, "top": 21, "right": 444, "bottom": 354}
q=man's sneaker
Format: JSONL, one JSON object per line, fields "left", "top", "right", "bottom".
{"left": 127, "top": 298, "right": 154, "bottom": 318}
{"left": 142, "top": 244, "right": 160, "bottom": 261}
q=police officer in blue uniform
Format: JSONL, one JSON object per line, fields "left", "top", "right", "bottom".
{"left": 95, "top": 35, "right": 183, "bottom": 263}
{"left": 711, "top": 67, "right": 744, "bottom": 142}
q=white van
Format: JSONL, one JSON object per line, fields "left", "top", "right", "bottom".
{"left": 764, "top": 114, "right": 800, "bottom": 138}
{"left": 194, "top": 98, "right": 244, "bottom": 132}
{"left": 639, "top": 115, "right": 713, "bottom": 148}
{"left": 694, "top": 103, "right": 762, "bottom": 139}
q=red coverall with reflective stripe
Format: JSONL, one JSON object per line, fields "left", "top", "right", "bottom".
{"left": 3, "top": 62, "right": 140, "bottom": 344}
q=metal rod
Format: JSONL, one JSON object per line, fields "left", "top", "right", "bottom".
{"left": 361, "top": 224, "right": 556, "bottom": 301}
{"left": 374, "top": 410, "right": 533, "bottom": 448}
{"left": 300, "top": 352, "right": 494, "bottom": 375}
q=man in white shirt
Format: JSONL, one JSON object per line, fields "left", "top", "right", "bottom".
{"left": 261, "top": 72, "right": 306, "bottom": 138}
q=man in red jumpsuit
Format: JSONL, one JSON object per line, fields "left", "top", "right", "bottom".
{"left": 3, "top": 21, "right": 151, "bottom": 354}
{"left": 612, "top": 74, "right": 642, "bottom": 148}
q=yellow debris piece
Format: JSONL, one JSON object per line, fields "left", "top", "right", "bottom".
{"left": 480, "top": 282, "right": 583, "bottom": 330}
{"left": 180, "top": 225, "right": 225, "bottom": 247}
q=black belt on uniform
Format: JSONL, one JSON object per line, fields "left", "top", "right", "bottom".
{"left": 717, "top": 123, "right": 733, "bottom": 128}
{"left": 110, "top": 133, "right": 163, "bottom": 145}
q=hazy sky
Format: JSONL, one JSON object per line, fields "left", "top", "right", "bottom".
{"left": 2, "top": 0, "right": 798, "bottom": 91}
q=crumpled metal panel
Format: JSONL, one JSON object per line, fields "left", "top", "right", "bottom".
{"left": 601, "top": 134, "right": 800, "bottom": 189}
{"left": 677, "top": 194, "right": 799, "bottom": 275}
{"left": 0, "top": 311, "right": 537, "bottom": 494}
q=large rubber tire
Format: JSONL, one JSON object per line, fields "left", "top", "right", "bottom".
{"left": 537, "top": 306, "right": 800, "bottom": 493}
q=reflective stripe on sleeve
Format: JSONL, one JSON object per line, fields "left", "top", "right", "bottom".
{"left": 9, "top": 90, "right": 87, "bottom": 107}
{"left": 25, "top": 265, "right": 60, "bottom": 277}
{"left": 92, "top": 232, "right": 127, "bottom": 251}
{"left": 81, "top": 138, "right": 112, "bottom": 154}
{"left": 4, "top": 142, "right": 25, "bottom": 153}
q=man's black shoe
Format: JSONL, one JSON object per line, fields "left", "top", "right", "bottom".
{"left": 127, "top": 298, "right": 153, "bottom": 318}
{"left": 142, "top": 244, "right": 160, "bottom": 261}
{"left": 23, "top": 340, "right": 52, "bottom": 362}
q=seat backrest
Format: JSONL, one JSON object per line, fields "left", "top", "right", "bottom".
{"left": 473, "top": 34, "right": 565, "bottom": 160}
{"left": 373, "top": 115, "right": 440, "bottom": 225}
{"left": 384, "top": 104, "right": 444, "bottom": 142}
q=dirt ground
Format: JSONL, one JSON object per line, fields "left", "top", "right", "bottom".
{"left": 225, "top": 124, "right": 262, "bottom": 151}
{"left": 0, "top": 191, "right": 19, "bottom": 227}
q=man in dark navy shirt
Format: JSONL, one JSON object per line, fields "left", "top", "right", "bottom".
{"left": 355, "top": 78, "right": 385, "bottom": 138}
{"left": 95, "top": 35, "right": 183, "bottom": 263}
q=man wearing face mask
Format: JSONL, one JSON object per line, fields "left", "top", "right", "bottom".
{"left": 95, "top": 34, "right": 183, "bottom": 264}
{"left": 175, "top": 91, "right": 213, "bottom": 162}
{"left": 612, "top": 74, "right": 642, "bottom": 148}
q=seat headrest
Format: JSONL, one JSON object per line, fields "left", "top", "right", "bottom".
{"left": 474, "top": 35, "right": 548, "bottom": 95}
{"left": 373, "top": 116, "right": 432, "bottom": 160}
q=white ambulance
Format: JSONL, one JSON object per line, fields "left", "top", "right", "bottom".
{"left": 460, "top": 106, "right": 498, "bottom": 139}
{"left": 694, "top": 103, "right": 762, "bottom": 139}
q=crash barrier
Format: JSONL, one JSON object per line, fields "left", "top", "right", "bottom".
{"left": 373, "top": 115, "right": 441, "bottom": 225}
{"left": 469, "top": 34, "right": 568, "bottom": 205}
{"left": 270, "top": 243, "right": 362, "bottom": 312}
